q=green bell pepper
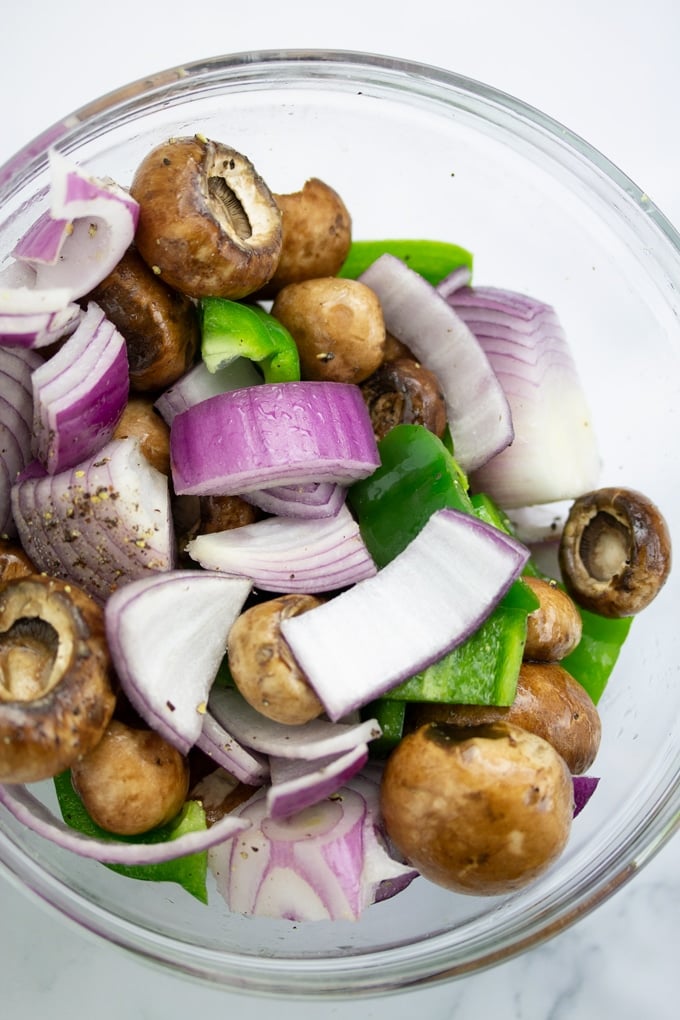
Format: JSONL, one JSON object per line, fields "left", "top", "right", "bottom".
{"left": 339, "top": 239, "right": 473, "bottom": 286}
{"left": 349, "top": 424, "right": 535, "bottom": 717}
{"left": 561, "top": 609, "right": 633, "bottom": 704}
{"left": 200, "top": 297, "right": 300, "bottom": 383}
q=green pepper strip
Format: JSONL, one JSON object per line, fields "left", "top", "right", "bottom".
{"left": 339, "top": 239, "right": 473, "bottom": 286}
{"left": 348, "top": 426, "right": 537, "bottom": 755}
{"left": 200, "top": 297, "right": 300, "bottom": 383}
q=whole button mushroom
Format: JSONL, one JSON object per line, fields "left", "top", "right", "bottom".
{"left": 272, "top": 277, "right": 386, "bottom": 384}
{"left": 87, "top": 245, "right": 199, "bottom": 392}
{"left": 360, "top": 356, "right": 447, "bottom": 441}
{"left": 0, "top": 575, "right": 116, "bottom": 784}
{"left": 559, "top": 487, "right": 671, "bottom": 617}
{"left": 113, "top": 396, "right": 171, "bottom": 475}
{"left": 258, "top": 177, "right": 352, "bottom": 297}
{"left": 227, "top": 594, "right": 325, "bottom": 725}
{"left": 381, "top": 720, "right": 574, "bottom": 895}
{"left": 521, "top": 575, "right": 583, "bottom": 662}
{"left": 406, "top": 660, "right": 602, "bottom": 775}
{"left": 130, "top": 136, "right": 283, "bottom": 300}
{"left": 71, "top": 719, "right": 190, "bottom": 835}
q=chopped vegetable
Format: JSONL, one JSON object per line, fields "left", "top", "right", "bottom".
{"left": 359, "top": 254, "right": 513, "bottom": 472}
{"left": 170, "top": 381, "right": 379, "bottom": 496}
{"left": 200, "top": 297, "right": 300, "bottom": 382}
{"left": 340, "top": 238, "right": 472, "bottom": 285}
{"left": 0, "top": 345, "right": 42, "bottom": 535}
{"left": 281, "top": 507, "right": 529, "bottom": 721}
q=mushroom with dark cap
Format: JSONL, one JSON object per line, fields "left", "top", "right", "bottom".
{"left": 381, "top": 720, "right": 574, "bottom": 894}
{"left": 130, "top": 136, "right": 283, "bottom": 300}
{"left": 360, "top": 356, "right": 447, "bottom": 441}
{"left": 0, "top": 575, "right": 116, "bottom": 783}
{"left": 559, "top": 487, "right": 671, "bottom": 617}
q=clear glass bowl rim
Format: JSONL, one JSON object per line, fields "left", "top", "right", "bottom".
{"left": 0, "top": 48, "right": 678, "bottom": 998}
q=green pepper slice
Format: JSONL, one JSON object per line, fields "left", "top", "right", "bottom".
{"left": 561, "top": 610, "right": 633, "bottom": 704}
{"left": 339, "top": 239, "right": 473, "bottom": 286}
{"left": 200, "top": 298, "right": 300, "bottom": 383}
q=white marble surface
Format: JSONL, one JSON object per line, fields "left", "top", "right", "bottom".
{"left": 1, "top": 1, "right": 678, "bottom": 1016}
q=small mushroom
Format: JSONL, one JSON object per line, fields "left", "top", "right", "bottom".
{"left": 0, "top": 575, "right": 116, "bottom": 783}
{"left": 130, "top": 136, "right": 282, "bottom": 300}
{"left": 406, "top": 660, "right": 602, "bottom": 775}
{"left": 559, "top": 487, "right": 672, "bottom": 617}
{"left": 70, "top": 719, "right": 189, "bottom": 835}
{"left": 227, "top": 594, "right": 325, "bottom": 725}
{"left": 257, "top": 177, "right": 352, "bottom": 297}
{"left": 380, "top": 720, "right": 574, "bottom": 895}
{"left": 198, "top": 494, "right": 263, "bottom": 534}
{"left": 522, "top": 575, "right": 583, "bottom": 661}
{"left": 271, "top": 277, "right": 385, "bottom": 384}
{"left": 87, "top": 245, "right": 199, "bottom": 392}
{"left": 113, "top": 396, "right": 171, "bottom": 475}
{"left": 360, "top": 356, "right": 447, "bottom": 441}
{"left": 0, "top": 539, "right": 36, "bottom": 584}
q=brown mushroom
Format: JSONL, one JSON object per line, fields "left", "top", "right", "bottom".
{"left": 380, "top": 720, "right": 574, "bottom": 895}
{"left": 0, "top": 539, "right": 36, "bottom": 584}
{"left": 257, "top": 177, "right": 352, "bottom": 297}
{"left": 559, "top": 487, "right": 671, "bottom": 617}
{"left": 87, "top": 245, "right": 199, "bottom": 392}
{"left": 227, "top": 594, "right": 325, "bottom": 725}
{"left": 130, "top": 136, "right": 282, "bottom": 299}
{"left": 198, "top": 494, "right": 263, "bottom": 534}
{"left": 0, "top": 575, "right": 116, "bottom": 783}
{"left": 406, "top": 660, "right": 601, "bottom": 775}
{"left": 70, "top": 719, "right": 189, "bottom": 835}
{"left": 522, "top": 575, "right": 583, "bottom": 661}
{"left": 272, "top": 277, "right": 385, "bottom": 384}
{"left": 112, "top": 396, "right": 171, "bottom": 475}
{"left": 360, "top": 356, "right": 447, "bottom": 441}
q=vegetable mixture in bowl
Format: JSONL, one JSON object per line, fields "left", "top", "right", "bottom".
{"left": 0, "top": 51, "right": 678, "bottom": 996}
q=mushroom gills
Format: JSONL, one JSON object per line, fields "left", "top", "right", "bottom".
{"left": 0, "top": 616, "right": 59, "bottom": 701}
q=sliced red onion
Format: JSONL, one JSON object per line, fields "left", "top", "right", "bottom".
{"left": 281, "top": 507, "right": 529, "bottom": 721}
{"left": 13, "top": 149, "right": 139, "bottom": 299}
{"left": 209, "top": 781, "right": 415, "bottom": 921}
{"left": 0, "top": 345, "right": 42, "bottom": 535}
{"left": 207, "top": 686, "right": 382, "bottom": 760}
{"left": 266, "top": 744, "right": 369, "bottom": 819}
{"left": 11, "top": 436, "right": 175, "bottom": 601}
{"left": 154, "top": 359, "right": 262, "bottom": 426}
{"left": 196, "top": 713, "right": 270, "bottom": 786}
{"left": 0, "top": 151, "right": 137, "bottom": 347}
{"left": 0, "top": 782, "right": 251, "bottom": 864}
{"left": 241, "top": 481, "right": 347, "bottom": 519}
{"left": 573, "top": 775, "right": 600, "bottom": 817}
{"left": 31, "top": 302, "right": 129, "bottom": 474}
{"left": 186, "top": 503, "right": 376, "bottom": 592}
{"left": 359, "top": 254, "right": 513, "bottom": 472}
{"left": 445, "top": 285, "right": 601, "bottom": 508}
{"left": 435, "top": 264, "right": 473, "bottom": 298}
{"left": 170, "top": 381, "right": 379, "bottom": 496}
{"left": 105, "top": 570, "right": 252, "bottom": 755}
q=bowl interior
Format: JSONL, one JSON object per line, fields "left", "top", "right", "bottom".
{"left": 0, "top": 51, "right": 678, "bottom": 996}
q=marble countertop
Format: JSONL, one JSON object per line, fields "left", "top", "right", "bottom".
{"left": 1, "top": 2, "right": 678, "bottom": 1016}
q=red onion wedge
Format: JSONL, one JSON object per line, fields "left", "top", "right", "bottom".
{"left": 573, "top": 776, "right": 600, "bottom": 818}
{"left": 241, "top": 481, "right": 347, "bottom": 520}
{"left": 281, "top": 507, "right": 530, "bottom": 721}
{"left": 154, "top": 358, "right": 262, "bottom": 426}
{"left": 105, "top": 570, "right": 252, "bottom": 755}
{"left": 207, "top": 686, "right": 382, "bottom": 760}
{"left": 31, "top": 302, "right": 129, "bottom": 474}
{"left": 445, "top": 285, "right": 601, "bottom": 508}
{"left": 359, "top": 254, "right": 513, "bottom": 472}
{"left": 11, "top": 437, "right": 175, "bottom": 601}
{"left": 170, "top": 381, "right": 379, "bottom": 496}
{"left": 209, "top": 781, "right": 416, "bottom": 921}
{"left": 266, "top": 744, "right": 369, "bottom": 819}
{"left": 0, "top": 345, "right": 42, "bottom": 535}
{"left": 0, "top": 782, "right": 250, "bottom": 864}
{"left": 196, "top": 714, "right": 270, "bottom": 786}
{"left": 186, "top": 503, "right": 376, "bottom": 592}
{"left": 0, "top": 151, "right": 138, "bottom": 347}
{"left": 13, "top": 150, "right": 139, "bottom": 299}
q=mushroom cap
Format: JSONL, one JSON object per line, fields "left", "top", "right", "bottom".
{"left": 380, "top": 720, "right": 574, "bottom": 895}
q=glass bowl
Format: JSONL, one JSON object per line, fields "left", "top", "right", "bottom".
{"left": 0, "top": 50, "right": 678, "bottom": 997}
